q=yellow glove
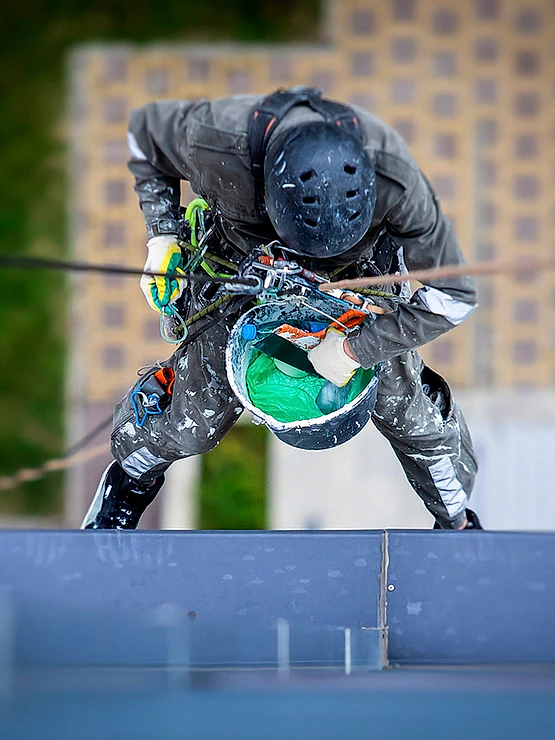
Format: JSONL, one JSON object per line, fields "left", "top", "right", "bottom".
{"left": 308, "top": 328, "right": 361, "bottom": 387}
{"left": 140, "top": 236, "right": 187, "bottom": 314}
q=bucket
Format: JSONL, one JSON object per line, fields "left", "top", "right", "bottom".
{"left": 225, "top": 297, "right": 380, "bottom": 451}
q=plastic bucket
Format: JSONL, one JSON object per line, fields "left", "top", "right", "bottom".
{"left": 225, "top": 299, "right": 380, "bottom": 451}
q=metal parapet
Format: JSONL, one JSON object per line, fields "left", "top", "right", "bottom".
{"left": 1, "top": 529, "right": 555, "bottom": 669}
{"left": 1, "top": 530, "right": 555, "bottom": 739}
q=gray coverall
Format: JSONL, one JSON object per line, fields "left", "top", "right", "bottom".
{"left": 111, "top": 94, "right": 478, "bottom": 529}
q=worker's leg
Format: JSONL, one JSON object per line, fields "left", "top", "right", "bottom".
{"left": 83, "top": 307, "right": 244, "bottom": 529}
{"left": 371, "top": 351, "right": 478, "bottom": 529}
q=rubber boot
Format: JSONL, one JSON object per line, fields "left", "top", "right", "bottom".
{"left": 81, "top": 460, "right": 164, "bottom": 530}
{"left": 433, "top": 508, "right": 483, "bottom": 531}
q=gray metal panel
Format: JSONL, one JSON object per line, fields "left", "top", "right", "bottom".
{"left": 0, "top": 531, "right": 383, "bottom": 668}
{"left": 387, "top": 531, "right": 555, "bottom": 663}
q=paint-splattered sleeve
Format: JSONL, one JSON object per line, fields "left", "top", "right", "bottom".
{"left": 127, "top": 101, "right": 196, "bottom": 238}
{"left": 348, "top": 168, "right": 477, "bottom": 367}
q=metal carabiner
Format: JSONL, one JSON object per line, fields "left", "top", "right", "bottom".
{"left": 223, "top": 275, "right": 264, "bottom": 295}
{"left": 160, "top": 305, "right": 189, "bottom": 344}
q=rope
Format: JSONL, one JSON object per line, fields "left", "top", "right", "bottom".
{"left": 0, "top": 443, "right": 109, "bottom": 491}
{"left": 0, "top": 254, "right": 244, "bottom": 285}
{"left": 3, "top": 253, "right": 555, "bottom": 291}
{"left": 318, "top": 255, "right": 555, "bottom": 292}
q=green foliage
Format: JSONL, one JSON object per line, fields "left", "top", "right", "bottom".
{"left": 199, "top": 424, "right": 267, "bottom": 530}
{"left": 0, "top": 0, "right": 319, "bottom": 517}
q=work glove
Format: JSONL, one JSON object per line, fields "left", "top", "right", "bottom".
{"left": 140, "top": 236, "right": 187, "bottom": 314}
{"left": 308, "top": 328, "right": 361, "bottom": 387}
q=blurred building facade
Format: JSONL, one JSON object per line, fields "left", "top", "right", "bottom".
{"left": 67, "top": 0, "right": 555, "bottom": 530}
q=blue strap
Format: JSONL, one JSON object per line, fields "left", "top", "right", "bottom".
{"left": 131, "top": 389, "right": 164, "bottom": 428}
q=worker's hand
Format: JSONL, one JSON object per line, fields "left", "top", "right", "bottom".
{"left": 140, "top": 236, "right": 187, "bottom": 314}
{"left": 308, "top": 328, "right": 361, "bottom": 387}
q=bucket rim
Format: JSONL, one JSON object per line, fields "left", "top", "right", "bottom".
{"left": 225, "top": 304, "right": 380, "bottom": 433}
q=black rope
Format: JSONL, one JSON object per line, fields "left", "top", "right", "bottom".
{"left": 63, "top": 416, "right": 114, "bottom": 458}
{"left": 0, "top": 254, "right": 256, "bottom": 287}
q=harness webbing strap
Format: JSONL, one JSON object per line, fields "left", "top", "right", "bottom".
{"left": 248, "top": 87, "right": 364, "bottom": 215}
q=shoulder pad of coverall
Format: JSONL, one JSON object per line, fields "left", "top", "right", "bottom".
{"left": 374, "top": 150, "right": 416, "bottom": 192}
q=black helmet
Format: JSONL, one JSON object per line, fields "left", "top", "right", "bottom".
{"left": 264, "top": 121, "right": 376, "bottom": 259}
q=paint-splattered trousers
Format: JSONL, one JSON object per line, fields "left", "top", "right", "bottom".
{"left": 110, "top": 300, "right": 477, "bottom": 530}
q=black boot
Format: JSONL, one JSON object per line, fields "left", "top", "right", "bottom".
{"left": 81, "top": 461, "right": 164, "bottom": 530}
{"left": 433, "top": 508, "right": 483, "bottom": 530}
{"left": 464, "top": 508, "right": 483, "bottom": 529}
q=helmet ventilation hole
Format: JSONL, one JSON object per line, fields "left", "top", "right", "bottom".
{"left": 302, "top": 196, "right": 317, "bottom": 204}
{"left": 348, "top": 211, "right": 361, "bottom": 222}
{"left": 346, "top": 189, "right": 359, "bottom": 199}
{"left": 344, "top": 164, "right": 357, "bottom": 175}
{"left": 299, "top": 170, "right": 315, "bottom": 182}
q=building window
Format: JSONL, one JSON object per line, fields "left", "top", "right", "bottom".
{"left": 474, "top": 0, "right": 499, "bottom": 20}
{"left": 228, "top": 69, "right": 251, "bottom": 94}
{"left": 477, "top": 241, "right": 495, "bottom": 260}
{"left": 104, "top": 139, "right": 127, "bottom": 165}
{"left": 432, "top": 51, "right": 457, "bottom": 76}
{"left": 433, "top": 133, "right": 457, "bottom": 158}
{"left": 515, "top": 92, "right": 540, "bottom": 117}
{"left": 391, "top": 78, "right": 415, "bottom": 104}
{"left": 102, "top": 304, "right": 125, "bottom": 328}
{"left": 103, "top": 345, "right": 125, "bottom": 369}
{"left": 513, "top": 299, "right": 538, "bottom": 324}
{"left": 308, "top": 70, "right": 334, "bottom": 93}
{"left": 103, "top": 274, "right": 125, "bottom": 289}
{"left": 144, "top": 317, "right": 161, "bottom": 342}
{"left": 393, "top": 0, "right": 416, "bottom": 21}
{"left": 433, "top": 92, "right": 457, "bottom": 117}
{"left": 476, "top": 118, "right": 497, "bottom": 145}
{"left": 103, "top": 97, "right": 127, "bottom": 124}
{"left": 515, "top": 51, "right": 539, "bottom": 75}
{"left": 515, "top": 134, "right": 538, "bottom": 158}
{"left": 391, "top": 37, "right": 416, "bottom": 62}
{"left": 145, "top": 68, "right": 169, "bottom": 96}
{"left": 103, "top": 54, "right": 127, "bottom": 82}
{"left": 515, "top": 9, "right": 540, "bottom": 34}
{"left": 514, "top": 175, "right": 539, "bottom": 200}
{"left": 513, "top": 340, "right": 538, "bottom": 364}
{"left": 188, "top": 58, "right": 210, "bottom": 82}
{"left": 475, "top": 79, "right": 497, "bottom": 104}
{"left": 351, "top": 9, "right": 375, "bottom": 35}
{"left": 433, "top": 9, "right": 458, "bottom": 34}
{"left": 514, "top": 216, "right": 539, "bottom": 241}
{"left": 474, "top": 37, "right": 498, "bottom": 63}
{"left": 103, "top": 221, "right": 126, "bottom": 247}
{"left": 432, "top": 174, "right": 456, "bottom": 199}
{"left": 269, "top": 55, "right": 291, "bottom": 82}
{"left": 431, "top": 338, "right": 454, "bottom": 364}
{"left": 392, "top": 118, "right": 415, "bottom": 144}
{"left": 351, "top": 51, "right": 374, "bottom": 77}
{"left": 478, "top": 283, "right": 494, "bottom": 309}
{"left": 349, "top": 92, "right": 374, "bottom": 110}
{"left": 478, "top": 159, "right": 497, "bottom": 187}
{"left": 479, "top": 201, "right": 497, "bottom": 228}
{"left": 104, "top": 180, "right": 126, "bottom": 206}
{"left": 519, "top": 269, "right": 538, "bottom": 284}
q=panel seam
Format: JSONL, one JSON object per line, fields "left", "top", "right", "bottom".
{"left": 379, "top": 530, "right": 389, "bottom": 667}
